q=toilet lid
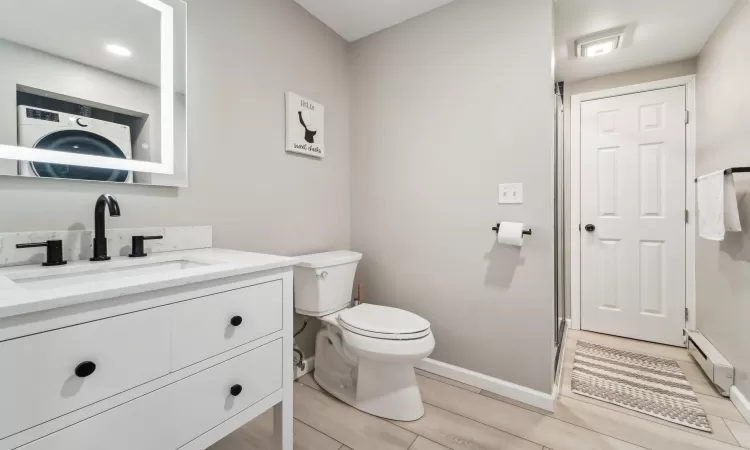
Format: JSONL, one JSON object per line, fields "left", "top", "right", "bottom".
{"left": 338, "top": 304, "right": 431, "bottom": 340}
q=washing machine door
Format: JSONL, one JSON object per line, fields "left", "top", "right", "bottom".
{"left": 31, "top": 130, "right": 130, "bottom": 182}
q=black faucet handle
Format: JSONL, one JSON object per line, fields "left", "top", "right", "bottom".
{"left": 129, "top": 235, "right": 163, "bottom": 258}
{"left": 16, "top": 240, "right": 67, "bottom": 267}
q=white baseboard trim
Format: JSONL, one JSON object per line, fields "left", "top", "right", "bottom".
{"left": 416, "top": 358, "right": 556, "bottom": 412}
{"left": 730, "top": 386, "right": 750, "bottom": 424}
{"left": 294, "top": 356, "right": 315, "bottom": 380}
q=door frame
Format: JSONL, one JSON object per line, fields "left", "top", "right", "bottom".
{"left": 570, "top": 75, "right": 697, "bottom": 337}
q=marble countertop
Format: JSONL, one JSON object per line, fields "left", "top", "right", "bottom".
{"left": 0, "top": 248, "right": 298, "bottom": 319}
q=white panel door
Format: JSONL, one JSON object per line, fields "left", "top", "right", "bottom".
{"left": 580, "top": 86, "right": 686, "bottom": 346}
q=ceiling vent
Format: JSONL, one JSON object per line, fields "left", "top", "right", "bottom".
{"left": 573, "top": 26, "right": 631, "bottom": 59}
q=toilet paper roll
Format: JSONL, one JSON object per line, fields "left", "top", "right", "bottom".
{"left": 496, "top": 222, "right": 525, "bottom": 247}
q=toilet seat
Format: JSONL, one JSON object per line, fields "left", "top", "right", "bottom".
{"left": 338, "top": 304, "right": 431, "bottom": 340}
{"left": 319, "top": 303, "right": 435, "bottom": 362}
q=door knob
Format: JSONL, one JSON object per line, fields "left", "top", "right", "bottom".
{"left": 584, "top": 224, "right": 596, "bottom": 232}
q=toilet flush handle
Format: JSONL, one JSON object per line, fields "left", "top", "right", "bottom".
{"left": 318, "top": 271, "right": 328, "bottom": 280}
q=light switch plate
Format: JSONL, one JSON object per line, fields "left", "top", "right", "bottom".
{"left": 498, "top": 183, "right": 523, "bottom": 204}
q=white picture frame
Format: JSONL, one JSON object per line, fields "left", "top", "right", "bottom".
{"left": 286, "top": 92, "right": 325, "bottom": 158}
{"left": 0, "top": 0, "right": 176, "bottom": 175}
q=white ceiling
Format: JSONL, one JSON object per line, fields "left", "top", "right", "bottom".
{"left": 0, "top": 0, "right": 186, "bottom": 91}
{"left": 555, "top": 0, "right": 736, "bottom": 82}
{"left": 293, "top": 0, "right": 457, "bottom": 42}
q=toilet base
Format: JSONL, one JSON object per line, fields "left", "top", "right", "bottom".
{"left": 313, "top": 330, "right": 426, "bottom": 422}
{"left": 356, "top": 358, "right": 425, "bottom": 421}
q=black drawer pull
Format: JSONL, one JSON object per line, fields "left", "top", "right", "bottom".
{"left": 230, "top": 316, "right": 243, "bottom": 327}
{"left": 230, "top": 384, "right": 243, "bottom": 397}
{"left": 75, "top": 361, "right": 97, "bottom": 378}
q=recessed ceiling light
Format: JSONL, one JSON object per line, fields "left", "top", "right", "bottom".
{"left": 106, "top": 44, "right": 132, "bottom": 57}
{"left": 575, "top": 28, "right": 625, "bottom": 59}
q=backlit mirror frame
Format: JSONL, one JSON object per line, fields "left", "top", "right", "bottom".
{"left": 0, "top": 0, "right": 176, "bottom": 175}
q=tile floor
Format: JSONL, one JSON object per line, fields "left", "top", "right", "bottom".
{"left": 210, "top": 329, "right": 749, "bottom": 450}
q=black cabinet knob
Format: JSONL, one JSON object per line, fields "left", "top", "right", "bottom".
{"left": 230, "top": 384, "right": 243, "bottom": 397}
{"left": 230, "top": 316, "right": 243, "bottom": 327}
{"left": 585, "top": 224, "right": 596, "bottom": 232}
{"left": 75, "top": 361, "right": 97, "bottom": 378}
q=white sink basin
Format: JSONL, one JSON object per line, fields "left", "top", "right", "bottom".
{"left": 8, "top": 259, "right": 213, "bottom": 291}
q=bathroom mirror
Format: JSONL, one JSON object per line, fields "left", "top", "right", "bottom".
{"left": 0, "top": 0, "right": 187, "bottom": 186}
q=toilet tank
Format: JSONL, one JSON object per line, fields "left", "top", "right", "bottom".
{"left": 294, "top": 251, "right": 362, "bottom": 317}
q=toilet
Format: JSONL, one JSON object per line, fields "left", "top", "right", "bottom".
{"left": 294, "top": 251, "right": 435, "bottom": 421}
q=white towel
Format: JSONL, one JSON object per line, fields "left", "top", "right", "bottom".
{"left": 697, "top": 170, "right": 742, "bottom": 241}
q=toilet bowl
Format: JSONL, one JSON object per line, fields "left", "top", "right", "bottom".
{"left": 314, "top": 304, "right": 435, "bottom": 421}
{"left": 294, "top": 251, "right": 435, "bottom": 421}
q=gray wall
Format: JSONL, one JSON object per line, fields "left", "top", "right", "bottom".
{"left": 350, "top": 0, "right": 557, "bottom": 393}
{"left": 696, "top": 0, "right": 750, "bottom": 400}
{"left": 562, "top": 58, "right": 698, "bottom": 318}
{"left": 0, "top": 0, "right": 352, "bottom": 357}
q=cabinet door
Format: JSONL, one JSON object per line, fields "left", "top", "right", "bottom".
{"left": 171, "top": 280, "right": 283, "bottom": 369}
{"left": 18, "top": 339, "right": 283, "bottom": 450}
{"left": 0, "top": 307, "right": 171, "bottom": 440}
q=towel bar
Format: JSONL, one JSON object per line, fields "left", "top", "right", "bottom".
{"left": 695, "top": 167, "right": 750, "bottom": 182}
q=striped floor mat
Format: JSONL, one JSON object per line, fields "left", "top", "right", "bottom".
{"left": 571, "top": 341, "right": 712, "bottom": 432}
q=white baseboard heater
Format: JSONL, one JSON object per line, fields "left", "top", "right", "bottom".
{"left": 686, "top": 330, "right": 734, "bottom": 397}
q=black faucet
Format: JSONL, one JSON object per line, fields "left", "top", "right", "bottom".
{"left": 90, "top": 194, "right": 121, "bottom": 261}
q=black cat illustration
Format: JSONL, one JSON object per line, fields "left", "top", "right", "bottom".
{"left": 298, "top": 111, "right": 317, "bottom": 143}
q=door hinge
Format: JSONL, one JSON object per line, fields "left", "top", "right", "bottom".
{"left": 685, "top": 111, "right": 690, "bottom": 124}
{"left": 685, "top": 307, "right": 689, "bottom": 321}
{"left": 685, "top": 209, "right": 689, "bottom": 224}
{"left": 579, "top": 223, "right": 581, "bottom": 232}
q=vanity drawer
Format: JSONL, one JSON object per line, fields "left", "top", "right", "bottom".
{"left": 171, "top": 280, "right": 283, "bottom": 369}
{"left": 0, "top": 307, "right": 171, "bottom": 440}
{"left": 18, "top": 339, "right": 283, "bottom": 450}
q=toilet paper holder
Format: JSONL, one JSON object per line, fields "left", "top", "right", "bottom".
{"left": 492, "top": 223, "right": 532, "bottom": 237}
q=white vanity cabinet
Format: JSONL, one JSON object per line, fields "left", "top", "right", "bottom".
{"left": 0, "top": 250, "right": 295, "bottom": 450}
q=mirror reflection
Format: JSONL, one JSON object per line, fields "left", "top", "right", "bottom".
{"left": 0, "top": 0, "right": 187, "bottom": 186}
